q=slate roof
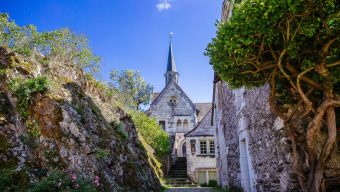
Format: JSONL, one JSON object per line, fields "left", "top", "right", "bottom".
{"left": 185, "top": 108, "right": 214, "bottom": 137}
{"left": 166, "top": 41, "right": 176, "bottom": 72}
{"left": 195, "top": 103, "right": 212, "bottom": 122}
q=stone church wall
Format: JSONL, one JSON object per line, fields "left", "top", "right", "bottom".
{"left": 150, "top": 82, "right": 196, "bottom": 135}
{"left": 214, "top": 82, "right": 299, "bottom": 191}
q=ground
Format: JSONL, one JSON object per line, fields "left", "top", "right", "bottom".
{"left": 166, "top": 188, "right": 213, "bottom": 192}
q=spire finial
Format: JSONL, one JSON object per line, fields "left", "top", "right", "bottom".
{"left": 169, "top": 32, "right": 174, "bottom": 42}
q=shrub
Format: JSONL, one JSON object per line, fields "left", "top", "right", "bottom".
{"left": 9, "top": 77, "right": 48, "bottom": 120}
{"left": 226, "top": 185, "right": 243, "bottom": 192}
{"left": 29, "top": 171, "right": 98, "bottom": 192}
{"left": 130, "top": 111, "right": 170, "bottom": 158}
{"left": 25, "top": 119, "right": 41, "bottom": 138}
{"left": 0, "top": 167, "right": 30, "bottom": 191}
{"left": 19, "top": 134, "right": 38, "bottom": 148}
{"left": 208, "top": 180, "right": 218, "bottom": 187}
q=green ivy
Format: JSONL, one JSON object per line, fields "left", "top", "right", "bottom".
{"left": 94, "top": 148, "right": 110, "bottom": 160}
{"left": 9, "top": 76, "right": 48, "bottom": 120}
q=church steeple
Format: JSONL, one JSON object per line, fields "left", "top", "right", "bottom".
{"left": 165, "top": 32, "right": 179, "bottom": 85}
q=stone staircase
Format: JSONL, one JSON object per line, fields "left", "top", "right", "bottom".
{"left": 165, "top": 157, "right": 197, "bottom": 187}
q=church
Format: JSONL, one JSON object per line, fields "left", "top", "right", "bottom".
{"left": 148, "top": 38, "right": 217, "bottom": 184}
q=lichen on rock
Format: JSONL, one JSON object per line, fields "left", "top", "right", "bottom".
{"left": 0, "top": 47, "right": 161, "bottom": 191}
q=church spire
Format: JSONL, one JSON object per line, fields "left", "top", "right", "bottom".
{"left": 165, "top": 32, "right": 179, "bottom": 85}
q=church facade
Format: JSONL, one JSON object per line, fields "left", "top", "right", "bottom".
{"left": 148, "top": 39, "right": 216, "bottom": 184}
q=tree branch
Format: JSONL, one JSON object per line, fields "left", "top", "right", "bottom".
{"left": 286, "top": 63, "right": 321, "bottom": 89}
{"left": 277, "top": 49, "right": 298, "bottom": 91}
{"left": 297, "top": 66, "right": 315, "bottom": 114}
{"left": 326, "top": 60, "right": 340, "bottom": 68}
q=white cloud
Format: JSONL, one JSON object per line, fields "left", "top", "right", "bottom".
{"left": 156, "top": 0, "right": 171, "bottom": 12}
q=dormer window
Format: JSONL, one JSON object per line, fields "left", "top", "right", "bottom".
{"left": 169, "top": 96, "right": 177, "bottom": 106}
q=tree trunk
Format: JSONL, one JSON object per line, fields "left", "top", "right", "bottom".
{"left": 309, "top": 106, "right": 337, "bottom": 192}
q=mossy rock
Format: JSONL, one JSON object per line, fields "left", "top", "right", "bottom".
{"left": 0, "top": 135, "right": 19, "bottom": 169}
{"left": 0, "top": 135, "right": 11, "bottom": 154}
{"left": 0, "top": 92, "right": 12, "bottom": 117}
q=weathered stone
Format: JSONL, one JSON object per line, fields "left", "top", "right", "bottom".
{"left": 0, "top": 47, "right": 160, "bottom": 191}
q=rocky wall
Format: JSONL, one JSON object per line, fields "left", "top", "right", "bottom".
{"left": 0, "top": 47, "right": 160, "bottom": 191}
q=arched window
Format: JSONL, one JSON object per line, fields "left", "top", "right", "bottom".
{"left": 176, "top": 120, "right": 182, "bottom": 128}
{"left": 169, "top": 96, "right": 177, "bottom": 106}
{"left": 183, "top": 119, "right": 188, "bottom": 129}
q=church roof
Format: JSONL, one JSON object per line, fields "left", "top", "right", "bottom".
{"left": 195, "top": 103, "right": 212, "bottom": 122}
{"left": 166, "top": 41, "right": 176, "bottom": 72}
{"left": 185, "top": 108, "right": 214, "bottom": 137}
{"left": 150, "top": 80, "right": 196, "bottom": 110}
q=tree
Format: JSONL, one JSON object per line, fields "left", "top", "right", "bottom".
{"left": 0, "top": 13, "right": 101, "bottom": 72}
{"left": 205, "top": 0, "right": 339, "bottom": 191}
{"left": 110, "top": 69, "right": 153, "bottom": 109}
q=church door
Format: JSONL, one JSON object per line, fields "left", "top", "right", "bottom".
{"left": 182, "top": 142, "right": 187, "bottom": 157}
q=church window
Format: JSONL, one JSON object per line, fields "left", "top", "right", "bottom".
{"left": 169, "top": 96, "right": 177, "bottom": 106}
{"left": 176, "top": 120, "right": 182, "bottom": 128}
{"left": 190, "top": 139, "right": 196, "bottom": 154}
{"left": 159, "top": 121, "right": 165, "bottom": 130}
{"left": 183, "top": 119, "right": 188, "bottom": 129}
{"left": 200, "top": 141, "right": 207, "bottom": 154}
{"left": 209, "top": 140, "right": 215, "bottom": 154}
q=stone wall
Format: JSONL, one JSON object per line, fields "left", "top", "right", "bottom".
{"left": 214, "top": 81, "right": 299, "bottom": 191}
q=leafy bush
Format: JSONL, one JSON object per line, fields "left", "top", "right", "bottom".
{"left": 130, "top": 111, "right": 170, "bottom": 158}
{"left": 29, "top": 171, "right": 98, "bottom": 192}
{"left": 0, "top": 167, "right": 30, "bottom": 191}
{"left": 0, "top": 13, "right": 100, "bottom": 72}
{"left": 19, "top": 134, "right": 38, "bottom": 148}
{"left": 9, "top": 76, "right": 48, "bottom": 119}
{"left": 208, "top": 180, "right": 218, "bottom": 187}
{"left": 226, "top": 185, "right": 243, "bottom": 192}
{"left": 25, "top": 119, "right": 41, "bottom": 138}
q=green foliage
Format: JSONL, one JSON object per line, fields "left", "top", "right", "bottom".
{"left": 130, "top": 111, "right": 170, "bottom": 158}
{"left": 0, "top": 13, "right": 101, "bottom": 72}
{"left": 225, "top": 185, "right": 243, "bottom": 192}
{"left": 206, "top": 0, "right": 339, "bottom": 109}
{"left": 95, "top": 148, "right": 110, "bottom": 160}
{"left": 111, "top": 121, "right": 128, "bottom": 140}
{"left": 19, "top": 134, "right": 38, "bottom": 148}
{"left": 26, "top": 119, "right": 41, "bottom": 138}
{"left": 110, "top": 69, "right": 153, "bottom": 109}
{"left": 29, "top": 171, "right": 98, "bottom": 192}
{"left": 208, "top": 180, "right": 218, "bottom": 187}
{"left": 9, "top": 77, "right": 48, "bottom": 119}
{"left": 9, "top": 76, "right": 48, "bottom": 120}
{"left": 0, "top": 167, "right": 30, "bottom": 191}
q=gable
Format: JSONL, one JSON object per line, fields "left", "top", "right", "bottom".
{"left": 185, "top": 108, "right": 214, "bottom": 137}
{"left": 151, "top": 81, "right": 196, "bottom": 111}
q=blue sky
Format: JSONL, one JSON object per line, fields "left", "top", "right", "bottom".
{"left": 0, "top": 0, "right": 222, "bottom": 103}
